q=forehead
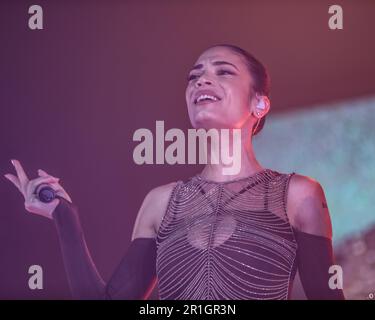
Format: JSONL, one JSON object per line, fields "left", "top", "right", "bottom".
{"left": 193, "top": 46, "right": 246, "bottom": 68}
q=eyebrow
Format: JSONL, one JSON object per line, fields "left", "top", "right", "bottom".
{"left": 190, "top": 60, "right": 239, "bottom": 72}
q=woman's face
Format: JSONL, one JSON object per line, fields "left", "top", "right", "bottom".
{"left": 185, "top": 46, "right": 254, "bottom": 130}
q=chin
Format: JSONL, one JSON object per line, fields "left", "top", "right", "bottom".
{"left": 192, "top": 115, "right": 230, "bottom": 130}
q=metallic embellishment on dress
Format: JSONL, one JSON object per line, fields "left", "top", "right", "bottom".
{"left": 156, "top": 169, "right": 298, "bottom": 300}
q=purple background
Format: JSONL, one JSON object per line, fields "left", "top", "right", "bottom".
{"left": 1, "top": 0, "right": 374, "bottom": 299}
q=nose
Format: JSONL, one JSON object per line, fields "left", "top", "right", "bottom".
{"left": 195, "top": 75, "right": 213, "bottom": 88}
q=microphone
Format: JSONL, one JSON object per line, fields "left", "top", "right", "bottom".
{"left": 35, "top": 184, "right": 57, "bottom": 203}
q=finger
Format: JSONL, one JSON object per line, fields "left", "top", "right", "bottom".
{"left": 37, "top": 169, "right": 58, "bottom": 180}
{"left": 34, "top": 180, "right": 73, "bottom": 204}
{"left": 25, "top": 196, "right": 60, "bottom": 219}
{"left": 4, "top": 173, "right": 22, "bottom": 193}
{"left": 48, "top": 181, "right": 73, "bottom": 203}
{"left": 37, "top": 169, "right": 48, "bottom": 177}
{"left": 35, "top": 172, "right": 71, "bottom": 203}
{"left": 11, "top": 160, "right": 29, "bottom": 192}
{"left": 28, "top": 176, "right": 59, "bottom": 193}
{"left": 55, "top": 188, "right": 72, "bottom": 203}
{"left": 26, "top": 176, "right": 60, "bottom": 198}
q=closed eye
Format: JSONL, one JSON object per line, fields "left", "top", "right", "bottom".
{"left": 187, "top": 74, "right": 199, "bottom": 81}
{"left": 217, "top": 69, "right": 235, "bottom": 76}
{"left": 187, "top": 69, "right": 235, "bottom": 82}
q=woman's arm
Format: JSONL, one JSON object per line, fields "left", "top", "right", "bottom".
{"left": 287, "top": 174, "right": 345, "bottom": 300}
{"left": 52, "top": 198, "right": 106, "bottom": 299}
{"left": 4, "top": 159, "right": 176, "bottom": 300}
{"left": 52, "top": 183, "right": 176, "bottom": 300}
{"left": 53, "top": 197, "right": 158, "bottom": 299}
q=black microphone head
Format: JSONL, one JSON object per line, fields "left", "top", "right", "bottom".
{"left": 36, "top": 185, "right": 56, "bottom": 203}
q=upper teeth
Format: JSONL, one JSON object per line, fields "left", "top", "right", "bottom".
{"left": 196, "top": 94, "right": 219, "bottom": 103}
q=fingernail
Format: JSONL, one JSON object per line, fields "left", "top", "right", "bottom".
{"left": 4, "top": 174, "right": 10, "bottom": 180}
{"left": 11, "top": 159, "right": 15, "bottom": 166}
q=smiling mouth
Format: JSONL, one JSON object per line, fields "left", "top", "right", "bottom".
{"left": 194, "top": 94, "right": 222, "bottom": 105}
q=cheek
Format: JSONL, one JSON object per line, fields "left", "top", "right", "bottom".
{"left": 226, "top": 86, "right": 250, "bottom": 113}
{"left": 185, "top": 85, "right": 194, "bottom": 105}
{"left": 185, "top": 95, "right": 196, "bottom": 124}
{"left": 185, "top": 95, "right": 193, "bottom": 116}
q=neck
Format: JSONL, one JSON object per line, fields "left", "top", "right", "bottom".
{"left": 200, "top": 126, "right": 264, "bottom": 182}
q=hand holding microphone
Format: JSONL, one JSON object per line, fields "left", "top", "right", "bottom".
{"left": 4, "top": 160, "right": 73, "bottom": 219}
{"left": 34, "top": 183, "right": 58, "bottom": 203}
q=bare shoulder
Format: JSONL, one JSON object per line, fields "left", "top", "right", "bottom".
{"left": 286, "top": 173, "right": 333, "bottom": 238}
{"left": 131, "top": 181, "right": 178, "bottom": 241}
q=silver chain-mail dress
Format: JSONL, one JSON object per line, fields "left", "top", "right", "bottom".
{"left": 156, "top": 169, "right": 298, "bottom": 300}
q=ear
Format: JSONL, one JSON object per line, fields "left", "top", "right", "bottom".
{"left": 251, "top": 94, "right": 271, "bottom": 118}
